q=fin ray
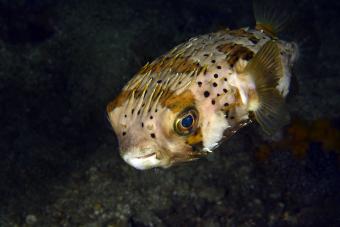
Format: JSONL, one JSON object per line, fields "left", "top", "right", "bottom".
{"left": 253, "top": 0, "right": 294, "bottom": 37}
{"left": 245, "top": 41, "right": 290, "bottom": 134}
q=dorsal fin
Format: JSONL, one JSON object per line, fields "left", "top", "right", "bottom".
{"left": 245, "top": 41, "right": 290, "bottom": 134}
{"left": 253, "top": 0, "right": 293, "bottom": 37}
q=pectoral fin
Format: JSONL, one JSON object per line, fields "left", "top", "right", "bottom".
{"left": 245, "top": 41, "right": 290, "bottom": 134}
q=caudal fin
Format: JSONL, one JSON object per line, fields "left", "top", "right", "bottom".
{"left": 245, "top": 41, "right": 290, "bottom": 134}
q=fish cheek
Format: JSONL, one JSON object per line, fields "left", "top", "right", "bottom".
{"left": 155, "top": 114, "right": 205, "bottom": 164}
{"left": 158, "top": 102, "right": 203, "bottom": 163}
{"left": 160, "top": 117, "right": 191, "bottom": 152}
{"left": 186, "top": 127, "right": 203, "bottom": 146}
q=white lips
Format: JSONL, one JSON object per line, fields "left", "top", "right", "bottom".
{"left": 123, "top": 153, "right": 160, "bottom": 170}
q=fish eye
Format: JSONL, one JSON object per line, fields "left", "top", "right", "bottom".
{"left": 174, "top": 108, "right": 199, "bottom": 136}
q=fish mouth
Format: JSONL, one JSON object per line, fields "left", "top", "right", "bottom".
{"left": 122, "top": 151, "right": 161, "bottom": 170}
{"left": 135, "top": 152, "right": 156, "bottom": 159}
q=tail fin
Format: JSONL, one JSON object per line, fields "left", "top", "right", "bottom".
{"left": 246, "top": 41, "right": 290, "bottom": 135}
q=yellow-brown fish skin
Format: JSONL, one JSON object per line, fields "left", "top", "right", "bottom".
{"left": 107, "top": 26, "right": 298, "bottom": 170}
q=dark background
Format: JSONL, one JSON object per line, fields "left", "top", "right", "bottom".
{"left": 0, "top": 0, "right": 339, "bottom": 226}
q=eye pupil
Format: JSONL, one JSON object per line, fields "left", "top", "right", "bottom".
{"left": 181, "top": 115, "right": 193, "bottom": 128}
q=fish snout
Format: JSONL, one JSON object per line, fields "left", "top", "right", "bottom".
{"left": 120, "top": 146, "right": 165, "bottom": 170}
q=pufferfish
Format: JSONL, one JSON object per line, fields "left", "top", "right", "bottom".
{"left": 107, "top": 1, "right": 299, "bottom": 170}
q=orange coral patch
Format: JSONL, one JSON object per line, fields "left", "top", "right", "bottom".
{"left": 255, "top": 118, "right": 340, "bottom": 162}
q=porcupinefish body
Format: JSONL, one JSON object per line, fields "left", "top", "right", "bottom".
{"left": 107, "top": 2, "right": 299, "bottom": 169}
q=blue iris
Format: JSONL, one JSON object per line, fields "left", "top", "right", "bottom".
{"left": 181, "top": 114, "right": 193, "bottom": 128}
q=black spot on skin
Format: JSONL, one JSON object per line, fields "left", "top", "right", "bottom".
{"left": 214, "top": 74, "right": 218, "bottom": 78}
{"left": 148, "top": 108, "right": 151, "bottom": 112}
{"left": 150, "top": 116, "right": 153, "bottom": 119}
{"left": 217, "top": 93, "right": 220, "bottom": 96}
{"left": 212, "top": 99, "right": 215, "bottom": 105}
{"left": 142, "top": 103, "right": 145, "bottom": 107}
{"left": 217, "top": 66, "right": 222, "bottom": 69}
{"left": 157, "top": 80, "right": 162, "bottom": 83}
{"left": 225, "top": 112, "right": 229, "bottom": 118}
{"left": 224, "top": 78, "right": 227, "bottom": 82}
{"left": 224, "top": 102, "right": 229, "bottom": 107}
{"left": 223, "top": 88, "right": 228, "bottom": 93}
{"left": 124, "top": 114, "right": 127, "bottom": 118}
{"left": 150, "top": 133, "right": 156, "bottom": 139}
{"left": 131, "top": 109, "right": 135, "bottom": 114}
{"left": 212, "top": 82, "right": 217, "bottom": 87}
{"left": 211, "top": 60, "right": 216, "bottom": 63}
{"left": 178, "top": 81, "right": 182, "bottom": 85}
{"left": 244, "top": 54, "right": 252, "bottom": 61}
{"left": 204, "top": 91, "right": 210, "bottom": 97}
{"left": 155, "top": 109, "right": 158, "bottom": 112}
{"left": 122, "top": 132, "right": 126, "bottom": 136}
{"left": 137, "top": 110, "right": 141, "bottom": 115}
{"left": 197, "top": 81, "right": 202, "bottom": 87}
{"left": 204, "top": 54, "right": 209, "bottom": 57}
{"left": 142, "top": 122, "right": 144, "bottom": 128}
{"left": 230, "top": 64, "right": 234, "bottom": 68}
{"left": 230, "top": 116, "right": 235, "bottom": 119}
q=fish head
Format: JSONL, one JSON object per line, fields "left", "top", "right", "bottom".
{"left": 107, "top": 87, "right": 209, "bottom": 170}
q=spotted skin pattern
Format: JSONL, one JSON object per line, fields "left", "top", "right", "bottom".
{"left": 107, "top": 27, "right": 298, "bottom": 169}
